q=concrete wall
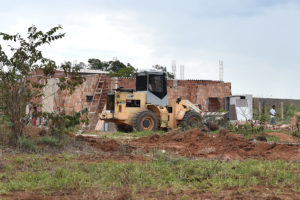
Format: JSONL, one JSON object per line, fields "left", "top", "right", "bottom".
{"left": 253, "top": 98, "right": 300, "bottom": 109}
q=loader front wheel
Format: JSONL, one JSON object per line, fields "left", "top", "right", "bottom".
{"left": 133, "top": 110, "right": 159, "bottom": 131}
{"left": 180, "top": 111, "right": 203, "bottom": 131}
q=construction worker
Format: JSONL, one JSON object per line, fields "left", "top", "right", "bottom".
{"left": 270, "top": 105, "right": 276, "bottom": 125}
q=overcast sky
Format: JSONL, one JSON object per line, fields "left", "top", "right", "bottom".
{"left": 1, "top": 0, "right": 300, "bottom": 99}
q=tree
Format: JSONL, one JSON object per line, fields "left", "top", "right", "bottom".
{"left": 0, "top": 25, "right": 84, "bottom": 145}
{"left": 108, "top": 62, "right": 137, "bottom": 77}
{"left": 88, "top": 58, "right": 137, "bottom": 77}
{"left": 152, "top": 64, "right": 175, "bottom": 79}
{"left": 88, "top": 58, "right": 110, "bottom": 71}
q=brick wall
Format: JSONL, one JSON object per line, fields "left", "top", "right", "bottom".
{"left": 117, "top": 77, "right": 136, "bottom": 89}
{"left": 53, "top": 74, "right": 110, "bottom": 115}
{"left": 31, "top": 71, "right": 110, "bottom": 115}
{"left": 38, "top": 72, "right": 231, "bottom": 114}
{"left": 117, "top": 78, "right": 231, "bottom": 111}
{"left": 35, "top": 72, "right": 231, "bottom": 130}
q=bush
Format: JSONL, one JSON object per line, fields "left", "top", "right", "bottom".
{"left": 44, "top": 108, "right": 89, "bottom": 139}
{"left": 292, "top": 130, "right": 300, "bottom": 138}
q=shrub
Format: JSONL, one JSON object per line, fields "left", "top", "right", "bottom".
{"left": 228, "top": 122, "right": 264, "bottom": 136}
{"left": 18, "top": 137, "right": 39, "bottom": 152}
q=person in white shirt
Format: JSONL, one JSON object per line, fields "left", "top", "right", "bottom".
{"left": 270, "top": 105, "right": 276, "bottom": 125}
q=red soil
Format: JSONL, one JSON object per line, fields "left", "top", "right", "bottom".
{"left": 76, "top": 135, "right": 122, "bottom": 152}
{"left": 77, "top": 129, "right": 300, "bottom": 161}
{"left": 130, "top": 129, "right": 300, "bottom": 160}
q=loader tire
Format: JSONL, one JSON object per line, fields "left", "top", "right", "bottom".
{"left": 180, "top": 111, "right": 203, "bottom": 131}
{"left": 116, "top": 124, "right": 133, "bottom": 133}
{"left": 133, "top": 110, "right": 159, "bottom": 131}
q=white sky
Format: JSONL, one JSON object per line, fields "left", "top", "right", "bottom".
{"left": 1, "top": 0, "right": 300, "bottom": 99}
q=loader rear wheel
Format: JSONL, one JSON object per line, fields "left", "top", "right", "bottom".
{"left": 180, "top": 111, "right": 203, "bottom": 131}
{"left": 133, "top": 110, "right": 159, "bottom": 131}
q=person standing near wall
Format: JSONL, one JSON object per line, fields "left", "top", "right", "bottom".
{"left": 270, "top": 105, "right": 276, "bottom": 125}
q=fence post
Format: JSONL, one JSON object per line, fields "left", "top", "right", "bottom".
{"left": 281, "top": 102, "right": 284, "bottom": 120}
{"left": 258, "top": 102, "right": 261, "bottom": 118}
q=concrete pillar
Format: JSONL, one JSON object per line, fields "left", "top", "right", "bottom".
{"left": 111, "top": 77, "right": 118, "bottom": 89}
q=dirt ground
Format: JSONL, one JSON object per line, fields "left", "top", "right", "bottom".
{"left": 77, "top": 128, "right": 300, "bottom": 161}
{"left": 2, "top": 187, "right": 300, "bottom": 200}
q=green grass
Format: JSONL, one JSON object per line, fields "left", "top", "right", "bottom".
{"left": 36, "top": 136, "right": 62, "bottom": 146}
{"left": 98, "top": 130, "right": 163, "bottom": 139}
{"left": 266, "top": 136, "right": 280, "bottom": 142}
{"left": 0, "top": 154, "right": 300, "bottom": 195}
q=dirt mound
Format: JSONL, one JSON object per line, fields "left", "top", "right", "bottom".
{"left": 76, "top": 129, "right": 300, "bottom": 161}
{"left": 76, "top": 135, "right": 121, "bottom": 152}
{"left": 130, "top": 129, "right": 300, "bottom": 160}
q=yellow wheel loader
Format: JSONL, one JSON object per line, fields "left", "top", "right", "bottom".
{"left": 100, "top": 71, "right": 219, "bottom": 132}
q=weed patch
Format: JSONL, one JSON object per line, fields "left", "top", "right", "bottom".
{"left": 228, "top": 122, "right": 265, "bottom": 136}
{"left": 98, "top": 130, "right": 163, "bottom": 139}
{"left": 18, "top": 137, "right": 39, "bottom": 152}
{"left": 36, "top": 136, "right": 62, "bottom": 146}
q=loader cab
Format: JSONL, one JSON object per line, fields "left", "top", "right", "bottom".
{"left": 136, "top": 71, "right": 168, "bottom": 106}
